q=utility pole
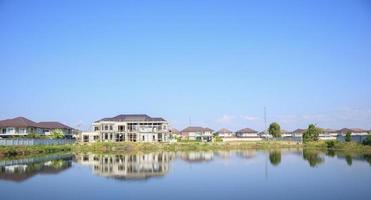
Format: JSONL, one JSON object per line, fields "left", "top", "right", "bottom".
{"left": 264, "top": 107, "right": 268, "bottom": 140}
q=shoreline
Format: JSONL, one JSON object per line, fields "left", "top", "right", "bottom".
{"left": 1, "top": 141, "right": 371, "bottom": 158}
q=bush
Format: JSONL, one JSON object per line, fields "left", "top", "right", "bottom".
{"left": 326, "top": 140, "right": 336, "bottom": 149}
{"left": 362, "top": 134, "right": 371, "bottom": 146}
{"left": 345, "top": 131, "right": 352, "bottom": 142}
{"left": 50, "top": 129, "right": 65, "bottom": 139}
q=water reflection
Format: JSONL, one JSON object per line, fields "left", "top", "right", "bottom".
{"left": 74, "top": 152, "right": 174, "bottom": 180}
{"left": 269, "top": 150, "right": 282, "bottom": 166}
{"left": 0, "top": 154, "right": 73, "bottom": 182}
{"left": 178, "top": 151, "right": 214, "bottom": 163}
{"left": 0, "top": 149, "right": 370, "bottom": 183}
{"left": 302, "top": 149, "right": 324, "bottom": 167}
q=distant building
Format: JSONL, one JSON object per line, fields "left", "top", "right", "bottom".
{"left": 235, "top": 128, "right": 259, "bottom": 138}
{"left": 180, "top": 126, "right": 213, "bottom": 141}
{"left": 280, "top": 129, "right": 292, "bottom": 137}
{"left": 292, "top": 129, "right": 306, "bottom": 137}
{"left": 215, "top": 128, "right": 234, "bottom": 138}
{"left": 337, "top": 128, "right": 368, "bottom": 136}
{"left": 0, "top": 117, "right": 73, "bottom": 138}
{"left": 89, "top": 114, "right": 169, "bottom": 142}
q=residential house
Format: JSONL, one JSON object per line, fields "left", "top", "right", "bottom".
{"left": 0, "top": 117, "right": 73, "bottom": 138}
{"left": 337, "top": 128, "right": 368, "bottom": 136}
{"left": 215, "top": 128, "right": 234, "bottom": 138}
{"left": 281, "top": 129, "right": 292, "bottom": 137}
{"left": 180, "top": 126, "right": 213, "bottom": 141}
{"left": 38, "top": 122, "right": 74, "bottom": 138}
{"left": 235, "top": 128, "right": 259, "bottom": 138}
{"left": 318, "top": 128, "right": 338, "bottom": 140}
{"left": 292, "top": 129, "right": 306, "bottom": 138}
{"left": 90, "top": 114, "right": 169, "bottom": 142}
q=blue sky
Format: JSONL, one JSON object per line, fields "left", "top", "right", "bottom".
{"left": 1, "top": 0, "right": 371, "bottom": 131}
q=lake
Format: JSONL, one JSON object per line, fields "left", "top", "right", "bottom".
{"left": 0, "top": 149, "right": 370, "bottom": 200}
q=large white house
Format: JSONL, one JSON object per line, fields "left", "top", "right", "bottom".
{"left": 86, "top": 114, "right": 170, "bottom": 142}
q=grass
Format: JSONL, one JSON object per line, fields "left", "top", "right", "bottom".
{"left": 1, "top": 140, "right": 370, "bottom": 158}
{"left": 0, "top": 144, "right": 73, "bottom": 158}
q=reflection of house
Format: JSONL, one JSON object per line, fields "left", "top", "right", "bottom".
{"left": 179, "top": 151, "right": 214, "bottom": 163}
{"left": 236, "top": 150, "right": 257, "bottom": 159}
{"left": 0, "top": 154, "right": 73, "bottom": 182}
{"left": 180, "top": 127, "right": 213, "bottom": 141}
{"left": 235, "top": 128, "right": 258, "bottom": 138}
{"left": 75, "top": 153, "right": 173, "bottom": 180}
{"left": 87, "top": 114, "right": 169, "bottom": 142}
{"left": 0, "top": 117, "right": 73, "bottom": 138}
{"left": 215, "top": 128, "right": 234, "bottom": 138}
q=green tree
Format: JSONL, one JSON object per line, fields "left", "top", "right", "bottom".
{"left": 302, "top": 124, "right": 321, "bottom": 143}
{"left": 50, "top": 129, "right": 64, "bottom": 139}
{"left": 345, "top": 131, "right": 352, "bottom": 142}
{"left": 363, "top": 132, "right": 371, "bottom": 146}
{"left": 269, "top": 150, "right": 282, "bottom": 166}
{"left": 268, "top": 122, "right": 281, "bottom": 138}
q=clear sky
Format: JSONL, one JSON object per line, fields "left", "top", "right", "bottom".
{"left": 1, "top": 0, "right": 371, "bottom": 131}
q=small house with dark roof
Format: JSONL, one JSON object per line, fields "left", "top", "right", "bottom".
{"left": 235, "top": 128, "right": 259, "bottom": 138}
{"left": 0, "top": 117, "right": 73, "bottom": 138}
{"left": 180, "top": 126, "right": 213, "bottom": 142}
{"left": 90, "top": 114, "right": 169, "bottom": 143}
{"left": 337, "top": 128, "right": 368, "bottom": 136}
{"left": 215, "top": 128, "right": 234, "bottom": 138}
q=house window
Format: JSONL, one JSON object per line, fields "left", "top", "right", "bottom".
{"left": 104, "top": 125, "right": 108, "bottom": 130}
{"left": 94, "top": 126, "right": 99, "bottom": 131}
{"left": 110, "top": 125, "right": 113, "bottom": 130}
{"left": 104, "top": 133, "right": 108, "bottom": 140}
{"left": 142, "top": 135, "right": 145, "bottom": 141}
{"left": 118, "top": 126, "right": 125, "bottom": 132}
{"left": 2, "top": 129, "right": 5, "bottom": 134}
{"left": 153, "top": 135, "right": 155, "bottom": 141}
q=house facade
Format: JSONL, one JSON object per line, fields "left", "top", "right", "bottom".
{"left": 0, "top": 117, "right": 73, "bottom": 138}
{"left": 180, "top": 126, "right": 213, "bottom": 141}
{"left": 235, "top": 128, "right": 259, "bottom": 138}
{"left": 337, "top": 128, "right": 368, "bottom": 136}
{"left": 215, "top": 128, "right": 234, "bottom": 138}
{"left": 90, "top": 114, "right": 169, "bottom": 142}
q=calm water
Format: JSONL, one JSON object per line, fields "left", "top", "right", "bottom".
{"left": 0, "top": 149, "right": 370, "bottom": 200}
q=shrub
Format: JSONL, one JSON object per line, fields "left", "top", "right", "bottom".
{"left": 50, "top": 129, "right": 65, "bottom": 139}
{"left": 326, "top": 140, "right": 336, "bottom": 149}
{"left": 345, "top": 131, "right": 352, "bottom": 142}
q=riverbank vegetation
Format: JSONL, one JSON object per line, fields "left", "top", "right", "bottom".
{"left": 1, "top": 139, "right": 371, "bottom": 158}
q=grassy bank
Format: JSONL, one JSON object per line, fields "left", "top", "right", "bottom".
{"left": 0, "top": 144, "right": 73, "bottom": 158}
{"left": 1, "top": 141, "right": 370, "bottom": 158}
{"left": 72, "top": 141, "right": 304, "bottom": 153}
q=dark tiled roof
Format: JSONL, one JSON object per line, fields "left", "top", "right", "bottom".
{"left": 236, "top": 128, "right": 258, "bottom": 133}
{"left": 96, "top": 114, "right": 166, "bottom": 122}
{"left": 38, "top": 122, "right": 72, "bottom": 129}
{"left": 292, "top": 129, "right": 306, "bottom": 133}
{"left": 217, "top": 128, "right": 233, "bottom": 133}
{"left": 0, "top": 117, "right": 40, "bottom": 128}
{"left": 180, "top": 127, "right": 214, "bottom": 133}
{"left": 322, "top": 128, "right": 338, "bottom": 133}
{"left": 338, "top": 128, "right": 367, "bottom": 133}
